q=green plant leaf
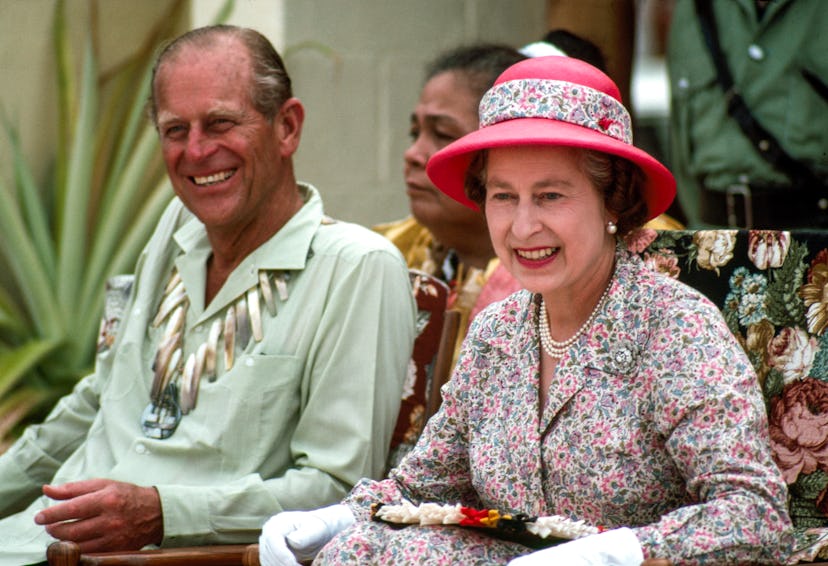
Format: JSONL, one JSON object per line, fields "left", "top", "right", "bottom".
{"left": 0, "top": 118, "right": 56, "bottom": 280}
{"left": 111, "top": 177, "right": 175, "bottom": 272}
{"left": 78, "top": 176, "right": 172, "bottom": 344}
{"left": 0, "top": 177, "right": 62, "bottom": 337}
{"left": 0, "top": 285, "right": 27, "bottom": 335}
{"left": 52, "top": 0, "right": 75, "bottom": 197}
{"left": 0, "top": 339, "right": 62, "bottom": 400}
{"left": 213, "top": 0, "right": 237, "bottom": 23}
{"left": 96, "top": 60, "right": 157, "bottom": 219}
{"left": 56, "top": 40, "right": 97, "bottom": 327}
{"left": 80, "top": 125, "right": 162, "bottom": 321}
{"left": 0, "top": 387, "right": 49, "bottom": 449}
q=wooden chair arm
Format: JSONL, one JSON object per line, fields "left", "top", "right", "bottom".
{"left": 244, "top": 544, "right": 259, "bottom": 566}
{"left": 46, "top": 540, "right": 256, "bottom": 565}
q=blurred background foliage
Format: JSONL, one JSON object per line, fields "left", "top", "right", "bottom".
{"left": 0, "top": 0, "right": 233, "bottom": 452}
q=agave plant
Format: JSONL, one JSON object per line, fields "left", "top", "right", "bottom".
{"left": 0, "top": 0, "right": 234, "bottom": 451}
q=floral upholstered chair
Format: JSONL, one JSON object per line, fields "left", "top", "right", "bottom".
{"left": 632, "top": 228, "right": 828, "bottom": 563}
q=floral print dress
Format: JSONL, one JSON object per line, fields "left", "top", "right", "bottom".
{"left": 316, "top": 248, "right": 794, "bottom": 565}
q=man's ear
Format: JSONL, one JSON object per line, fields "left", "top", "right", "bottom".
{"left": 275, "top": 97, "right": 304, "bottom": 158}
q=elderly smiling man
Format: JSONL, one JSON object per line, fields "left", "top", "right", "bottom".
{"left": 0, "top": 25, "right": 415, "bottom": 565}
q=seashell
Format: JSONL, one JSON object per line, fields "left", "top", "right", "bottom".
{"left": 151, "top": 332, "right": 181, "bottom": 402}
{"left": 259, "top": 271, "right": 277, "bottom": 316}
{"left": 188, "top": 344, "right": 206, "bottom": 411}
{"left": 194, "top": 342, "right": 207, "bottom": 380}
{"left": 164, "top": 269, "right": 182, "bottom": 295}
{"left": 159, "top": 348, "right": 182, "bottom": 400}
{"left": 162, "top": 305, "right": 186, "bottom": 342}
{"left": 248, "top": 287, "right": 263, "bottom": 342}
{"left": 224, "top": 305, "right": 236, "bottom": 371}
{"left": 275, "top": 274, "right": 289, "bottom": 301}
{"left": 152, "top": 280, "right": 186, "bottom": 327}
{"left": 179, "top": 352, "right": 197, "bottom": 415}
{"left": 235, "top": 296, "right": 251, "bottom": 349}
{"left": 204, "top": 319, "right": 221, "bottom": 381}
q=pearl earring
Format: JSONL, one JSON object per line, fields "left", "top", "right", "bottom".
{"left": 606, "top": 221, "right": 618, "bottom": 235}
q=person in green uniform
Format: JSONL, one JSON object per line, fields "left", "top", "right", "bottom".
{"left": 668, "top": 0, "right": 828, "bottom": 228}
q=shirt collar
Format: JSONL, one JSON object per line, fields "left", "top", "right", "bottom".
{"left": 172, "top": 182, "right": 323, "bottom": 271}
{"left": 171, "top": 183, "right": 324, "bottom": 319}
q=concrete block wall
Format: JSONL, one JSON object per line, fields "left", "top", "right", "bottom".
{"left": 272, "top": 0, "right": 546, "bottom": 226}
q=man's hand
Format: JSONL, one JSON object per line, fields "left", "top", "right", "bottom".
{"left": 34, "top": 479, "right": 163, "bottom": 553}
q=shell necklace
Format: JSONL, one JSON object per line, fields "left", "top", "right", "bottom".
{"left": 538, "top": 277, "right": 612, "bottom": 360}
{"left": 141, "top": 266, "right": 289, "bottom": 439}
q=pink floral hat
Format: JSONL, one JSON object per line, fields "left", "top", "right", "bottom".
{"left": 426, "top": 56, "right": 676, "bottom": 220}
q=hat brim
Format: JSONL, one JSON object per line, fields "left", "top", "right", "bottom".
{"left": 426, "top": 117, "right": 676, "bottom": 221}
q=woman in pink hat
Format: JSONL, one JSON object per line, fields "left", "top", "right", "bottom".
{"left": 259, "top": 56, "right": 793, "bottom": 565}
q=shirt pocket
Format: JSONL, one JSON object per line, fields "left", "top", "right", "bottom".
{"left": 197, "top": 353, "right": 303, "bottom": 467}
{"left": 100, "top": 340, "right": 147, "bottom": 402}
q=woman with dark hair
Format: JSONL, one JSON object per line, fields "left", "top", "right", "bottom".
{"left": 374, "top": 44, "right": 527, "bottom": 342}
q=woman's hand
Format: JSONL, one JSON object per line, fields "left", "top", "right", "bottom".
{"left": 259, "top": 504, "right": 355, "bottom": 566}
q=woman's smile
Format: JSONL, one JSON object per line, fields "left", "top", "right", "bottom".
{"left": 514, "top": 246, "right": 558, "bottom": 267}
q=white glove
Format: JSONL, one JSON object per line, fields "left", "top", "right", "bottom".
{"left": 259, "top": 504, "right": 356, "bottom": 566}
{"left": 507, "top": 527, "right": 644, "bottom": 566}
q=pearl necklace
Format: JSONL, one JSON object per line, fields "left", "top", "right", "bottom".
{"left": 538, "top": 279, "right": 612, "bottom": 360}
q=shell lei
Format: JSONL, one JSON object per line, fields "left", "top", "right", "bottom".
{"left": 149, "top": 267, "right": 290, "bottom": 417}
{"left": 371, "top": 500, "right": 601, "bottom": 549}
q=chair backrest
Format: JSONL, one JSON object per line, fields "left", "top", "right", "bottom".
{"left": 632, "top": 228, "right": 828, "bottom": 534}
{"left": 426, "top": 308, "right": 462, "bottom": 422}
{"left": 386, "top": 269, "right": 456, "bottom": 471}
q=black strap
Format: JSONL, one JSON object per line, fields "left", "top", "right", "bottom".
{"left": 802, "top": 68, "right": 828, "bottom": 104}
{"left": 693, "top": 0, "right": 824, "bottom": 189}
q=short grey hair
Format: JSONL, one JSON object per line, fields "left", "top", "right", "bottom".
{"left": 148, "top": 24, "right": 292, "bottom": 125}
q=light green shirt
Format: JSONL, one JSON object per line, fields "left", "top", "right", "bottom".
{"left": 0, "top": 184, "right": 415, "bottom": 561}
{"left": 668, "top": 0, "right": 828, "bottom": 226}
